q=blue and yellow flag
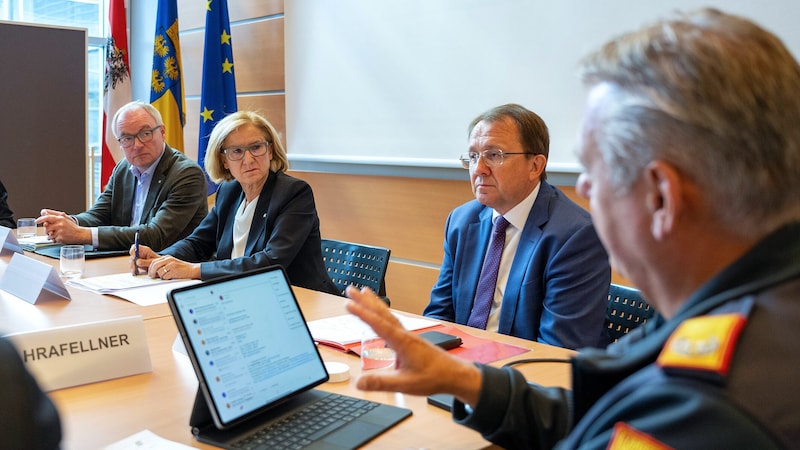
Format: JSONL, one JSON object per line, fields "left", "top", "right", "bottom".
{"left": 150, "top": 0, "right": 185, "bottom": 151}
{"left": 199, "top": 0, "right": 238, "bottom": 195}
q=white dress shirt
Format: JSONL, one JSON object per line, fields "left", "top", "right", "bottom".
{"left": 484, "top": 182, "right": 540, "bottom": 332}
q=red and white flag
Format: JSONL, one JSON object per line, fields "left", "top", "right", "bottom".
{"left": 101, "top": 0, "right": 132, "bottom": 189}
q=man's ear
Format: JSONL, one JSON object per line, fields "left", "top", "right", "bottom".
{"left": 644, "top": 160, "right": 683, "bottom": 240}
{"left": 528, "top": 154, "right": 547, "bottom": 180}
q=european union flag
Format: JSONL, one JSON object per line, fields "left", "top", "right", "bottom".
{"left": 198, "top": 0, "right": 238, "bottom": 195}
{"left": 150, "top": 0, "right": 185, "bottom": 151}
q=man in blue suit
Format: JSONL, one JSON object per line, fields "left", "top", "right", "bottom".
{"left": 424, "top": 104, "right": 610, "bottom": 349}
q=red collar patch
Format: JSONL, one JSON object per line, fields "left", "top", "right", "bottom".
{"left": 657, "top": 313, "right": 746, "bottom": 376}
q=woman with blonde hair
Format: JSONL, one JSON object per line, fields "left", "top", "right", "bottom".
{"left": 132, "top": 111, "right": 338, "bottom": 294}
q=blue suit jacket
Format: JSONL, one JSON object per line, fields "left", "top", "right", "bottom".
{"left": 161, "top": 170, "right": 339, "bottom": 295}
{"left": 424, "top": 182, "right": 611, "bottom": 349}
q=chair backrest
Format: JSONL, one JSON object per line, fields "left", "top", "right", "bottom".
{"left": 605, "top": 283, "right": 655, "bottom": 343}
{"left": 321, "top": 239, "right": 391, "bottom": 297}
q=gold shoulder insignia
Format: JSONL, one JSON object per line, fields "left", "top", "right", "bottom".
{"left": 608, "top": 422, "right": 673, "bottom": 450}
{"left": 657, "top": 313, "right": 746, "bottom": 376}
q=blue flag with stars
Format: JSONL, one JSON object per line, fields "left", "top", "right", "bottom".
{"left": 199, "top": 0, "right": 238, "bottom": 195}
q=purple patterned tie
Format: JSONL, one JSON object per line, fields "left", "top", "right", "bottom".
{"left": 467, "top": 216, "right": 509, "bottom": 329}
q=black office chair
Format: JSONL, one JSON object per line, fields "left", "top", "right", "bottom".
{"left": 321, "top": 239, "right": 391, "bottom": 305}
{"left": 605, "top": 283, "right": 655, "bottom": 343}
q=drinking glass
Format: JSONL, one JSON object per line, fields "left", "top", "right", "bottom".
{"left": 16, "top": 218, "right": 37, "bottom": 238}
{"left": 59, "top": 245, "right": 85, "bottom": 280}
{"left": 360, "top": 330, "right": 397, "bottom": 371}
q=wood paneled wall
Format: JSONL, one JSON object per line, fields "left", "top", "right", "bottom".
{"left": 176, "top": 0, "right": 628, "bottom": 314}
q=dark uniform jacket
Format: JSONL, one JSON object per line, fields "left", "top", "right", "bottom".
{"left": 161, "top": 170, "right": 339, "bottom": 295}
{"left": 454, "top": 221, "right": 800, "bottom": 449}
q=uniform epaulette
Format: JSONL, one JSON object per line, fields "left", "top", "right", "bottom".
{"left": 608, "top": 422, "right": 673, "bottom": 450}
{"left": 656, "top": 313, "right": 746, "bottom": 382}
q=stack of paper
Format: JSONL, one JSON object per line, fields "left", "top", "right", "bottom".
{"left": 67, "top": 273, "right": 199, "bottom": 306}
{"left": 307, "top": 313, "right": 439, "bottom": 351}
{"left": 17, "top": 235, "right": 58, "bottom": 251}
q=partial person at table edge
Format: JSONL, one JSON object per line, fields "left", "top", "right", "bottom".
{"left": 345, "top": 8, "right": 800, "bottom": 449}
{"left": 0, "top": 335, "right": 61, "bottom": 448}
{"left": 423, "top": 103, "right": 611, "bottom": 350}
{"left": 0, "top": 178, "right": 14, "bottom": 229}
{"left": 131, "top": 110, "right": 339, "bottom": 295}
{"left": 36, "top": 100, "right": 208, "bottom": 252}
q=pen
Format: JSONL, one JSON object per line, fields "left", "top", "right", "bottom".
{"left": 134, "top": 230, "right": 140, "bottom": 276}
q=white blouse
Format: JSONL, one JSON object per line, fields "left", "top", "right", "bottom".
{"left": 231, "top": 195, "right": 259, "bottom": 259}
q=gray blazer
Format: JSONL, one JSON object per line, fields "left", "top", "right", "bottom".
{"left": 74, "top": 145, "right": 207, "bottom": 251}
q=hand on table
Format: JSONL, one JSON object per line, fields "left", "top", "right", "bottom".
{"left": 36, "top": 209, "right": 90, "bottom": 244}
{"left": 130, "top": 245, "right": 200, "bottom": 280}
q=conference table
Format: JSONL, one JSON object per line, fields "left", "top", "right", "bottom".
{"left": 0, "top": 249, "right": 574, "bottom": 449}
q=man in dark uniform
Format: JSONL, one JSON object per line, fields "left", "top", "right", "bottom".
{"left": 344, "top": 8, "right": 800, "bottom": 449}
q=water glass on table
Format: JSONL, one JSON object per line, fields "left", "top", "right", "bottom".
{"left": 59, "top": 245, "right": 85, "bottom": 280}
{"left": 361, "top": 329, "right": 397, "bottom": 371}
{"left": 16, "top": 218, "right": 37, "bottom": 238}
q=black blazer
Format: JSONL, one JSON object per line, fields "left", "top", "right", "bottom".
{"left": 161, "top": 170, "right": 339, "bottom": 294}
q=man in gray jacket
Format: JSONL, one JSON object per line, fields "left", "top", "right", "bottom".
{"left": 37, "top": 101, "right": 207, "bottom": 251}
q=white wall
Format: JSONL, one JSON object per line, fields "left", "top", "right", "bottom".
{"left": 124, "top": 1, "right": 800, "bottom": 181}
{"left": 128, "top": 0, "right": 159, "bottom": 103}
{"left": 286, "top": 0, "right": 800, "bottom": 175}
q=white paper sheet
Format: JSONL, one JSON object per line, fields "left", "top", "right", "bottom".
{"left": 65, "top": 272, "right": 200, "bottom": 306}
{"left": 307, "top": 312, "right": 439, "bottom": 346}
{"left": 106, "top": 279, "right": 200, "bottom": 306}
{"left": 102, "top": 429, "right": 195, "bottom": 450}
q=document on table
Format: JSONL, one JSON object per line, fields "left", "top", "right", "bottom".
{"left": 102, "top": 429, "right": 195, "bottom": 449}
{"left": 307, "top": 312, "right": 440, "bottom": 351}
{"left": 66, "top": 273, "right": 200, "bottom": 306}
{"left": 17, "top": 235, "right": 58, "bottom": 251}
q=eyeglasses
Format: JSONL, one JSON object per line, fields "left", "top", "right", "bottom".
{"left": 221, "top": 141, "right": 271, "bottom": 161}
{"left": 117, "top": 125, "right": 163, "bottom": 149}
{"left": 459, "top": 149, "right": 528, "bottom": 169}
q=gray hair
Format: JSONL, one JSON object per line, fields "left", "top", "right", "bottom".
{"left": 579, "top": 8, "right": 800, "bottom": 237}
{"left": 111, "top": 100, "right": 163, "bottom": 137}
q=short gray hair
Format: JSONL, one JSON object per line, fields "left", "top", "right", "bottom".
{"left": 579, "top": 8, "right": 800, "bottom": 237}
{"left": 111, "top": 101, "right": 163, "bottom": 137}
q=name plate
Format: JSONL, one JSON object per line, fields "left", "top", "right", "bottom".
{"left": 0, "top": 252, "right": 70, "bottom": 303}
{"left": 5, "top": 316, "right": 152, "bottom": 391}
{"left": 0, "top": 225, "right": 22, "bottom": 254}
